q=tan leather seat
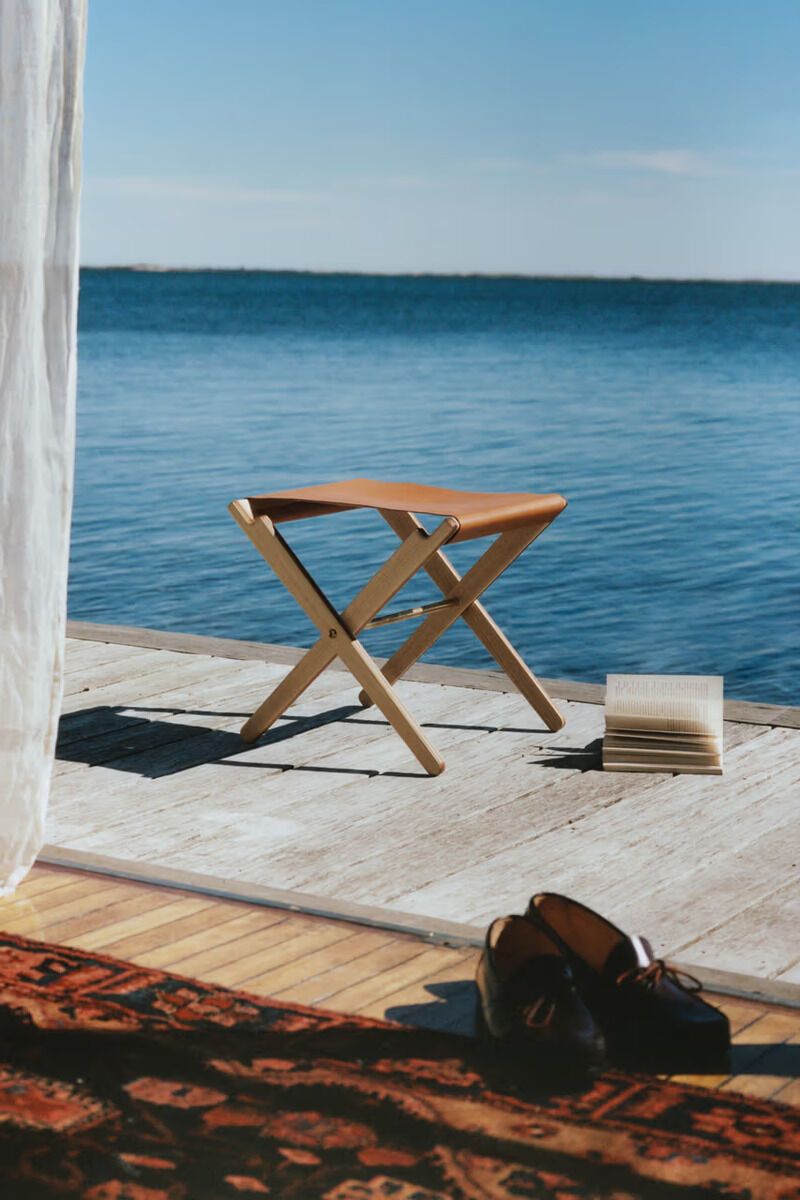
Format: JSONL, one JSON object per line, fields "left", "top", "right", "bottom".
{"left": 248, "top": 478, "right": 567, "bottom": 543}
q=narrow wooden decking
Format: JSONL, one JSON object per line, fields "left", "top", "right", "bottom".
{"left": 48, "top": 622, "right": 800, "bottom": 988}
{"left": 3, "top": 865, "right": 799, "bottom": 1104}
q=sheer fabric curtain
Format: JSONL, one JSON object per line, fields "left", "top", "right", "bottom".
{"left": 0, "top": 1, "right": 87, "bottom": 893}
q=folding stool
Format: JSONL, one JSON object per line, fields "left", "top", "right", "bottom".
{"left": 229, "top": 479, "right": 567, "bottom": 775}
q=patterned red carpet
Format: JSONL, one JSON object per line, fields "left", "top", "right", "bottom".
{"left": 0, "top": 932, "right": 798, "bottom": 1199}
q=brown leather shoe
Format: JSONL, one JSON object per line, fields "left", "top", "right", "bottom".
{"left": 526, "top": 894, "right": 730, "bottom": 1066}
{"left": 475, "top": 915, "right": 606, "bottom": 1072}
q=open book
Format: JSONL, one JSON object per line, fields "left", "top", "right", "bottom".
{"left": 603, "top": 675, "right": 723, "bottom": 775}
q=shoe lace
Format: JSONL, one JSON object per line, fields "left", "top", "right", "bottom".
{"left": 616, "top": 959, "right": 702, "bottom": 993}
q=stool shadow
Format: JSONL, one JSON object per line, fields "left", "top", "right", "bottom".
{"left": 56, "top": 703, "right": 498, "bottom": 781}
{"left": 532, "top": 737, "right": 604, "bottom": 771}
{"left": 56, "top": 703, "right": 371, "bottom": 780}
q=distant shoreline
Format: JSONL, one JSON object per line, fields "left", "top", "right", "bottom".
{"left": 79, "top": 265, "right": 800, "bottom": 286}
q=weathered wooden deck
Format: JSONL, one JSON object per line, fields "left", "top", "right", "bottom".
{"left": 48, "top": 622, "right": 800, "bottom": 989}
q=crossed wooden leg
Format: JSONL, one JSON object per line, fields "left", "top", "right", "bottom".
{"left": 228, "top": 500, "right": 460, "bottom": 775}
{"left": 357, "top": 509, "right": 566, "bottom": 732}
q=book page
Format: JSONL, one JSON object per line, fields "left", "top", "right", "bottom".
{"left": 605, "top": 675, "right": 723, "bottom": 735}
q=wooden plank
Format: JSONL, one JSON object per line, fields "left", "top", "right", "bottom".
{"left": 59, "top": 651, "right": 258, "bottom": 716}
{"left": 0, "top": 880, "right": 137, "bottom": 935}
{"left": 771, "top": 707, "right": 800, "bottom": 729}
{"left": 706, "top": 996, "right": 783, "bottom": 1036}
{"left": 70, "top": 895, "right": 213, "bottom": 952}
{"left": 322, "top": 946, "right": 471, "bottom": 1014}
{"left": 651, "top": 832, "right": 800, "bottom": 971}
{"left": 66, "top": 621, "right": 312, "bottom": 666}
{"left": 164, "top": 915, "right": 300, "bottom": 978}
{"left": 64, "top": 639, "right": 157, "bottom": 675}
{"left": 97, "top": 900, "right": 256, "bottom": 961}
{"left": 221, "top": 676, "right": 485, "bottom": 775}
{"left": 14, "top": 867, "right": 90, "bottom": 898}
{"left": 51, "top": 730, "right": 286, "bottom": 812}
{"left": 668, "top": 998, "right": 773, "bottom": 1089}
{"left": 725, "top": 700, "right": 800, "bottom": 727}
{"left": 718, "top": 1011, "right": 800, "bottom": 1098}
{"left": 69, "top": 621, "right": 595, "bottom": 706}
{"left": 62, "top": 648, "right": 182, "bottom": 696}
{"left": 719, "top": 721, "right": 772, "bottom": 752}
{"left": 773, "top": 1072, "right": 800, "bottom": 1105}
{"left": 779, "top": 959, "right": 800, "bottom": 985}
{"left": 65, "top": 621, "right": 521, "bottom": 696}
{"left": 196, "top": 921, "right": 356, "bottom": 990}
{"left": 2, "top": 873, "right": 124, "bottom": 915}
{"left": 34, "top": 890, "right": 203, "bottom": 945}
{"left": 20, "top": 872, "right": 138, "bottom": 906}
{"left": 272, "top": 937, "right": 427, "bottom": 1007}
{"left": 721, "top": 1068, "right": 796, "bottom": 1100}
{"left": 59, "top": 685, "right": 759, "bottom": 870}
{"left": 234, "top": 928, "right": 395, "bottom": 998}
{"left": 130, "top": 907, "right": 288, "bottom": 970}
{"left": 672, "top": 877, "right": 800, "bottom": 980}
{"left": 47, "top": 771, "right": 321, "bottom": 869}
{"left": 47, "top": 768, "right": 275, "bottom": 841}
{"left": 48, "top": 679, "right": 394, "bottom": 854}
{"left": 577, "top": 816, "right": 800, "bottom": 981}
{"left": 240, "top": 929, "right": 370, "bottom": 994}
{"left": 357, "top": 956, "right": 476, "bottom": 1025}
{"left": 247, "top": 689, "right": 598, "bottom": 795}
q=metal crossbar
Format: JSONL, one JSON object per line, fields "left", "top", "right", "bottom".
{"left": 363, "top": 598, "right": 459, "bottom": 630}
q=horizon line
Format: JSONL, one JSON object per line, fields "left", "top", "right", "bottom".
{"left": 79, "top": 264, "right": 800, "bottom": 286}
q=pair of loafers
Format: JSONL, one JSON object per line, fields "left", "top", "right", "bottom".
{"left": 476, "top": 893, "right": 730, "bottom": 1073}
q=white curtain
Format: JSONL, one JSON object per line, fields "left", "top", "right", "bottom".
{"left": 0, "top": 1, "right": 87, "bottom": 894}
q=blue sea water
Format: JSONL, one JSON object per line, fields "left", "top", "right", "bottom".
{"left": 72, "top": 270, "right": 800, "bottom": 705}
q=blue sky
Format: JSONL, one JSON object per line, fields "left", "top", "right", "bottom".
{"left": 82, "top": 1, "right": 800, "bottom": 277}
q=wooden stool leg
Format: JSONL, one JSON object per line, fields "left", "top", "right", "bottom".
{"left": 460, "top": 606, "right": 565, "bottom": 731}
{"left": 336, "top": 639, "right": 445, "bottom": 775}
{"left": 229, "top": 499, "right": 457, "bottom": 773}
{"left": 359, "top": 510, "right": 566, "bottom": 733}
{"left": 241, "top": 638, "right": 331, "bottom": 742}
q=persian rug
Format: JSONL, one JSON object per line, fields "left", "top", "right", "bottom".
{"left": 0, "top": 933, "right": 798, "bottom": 1199}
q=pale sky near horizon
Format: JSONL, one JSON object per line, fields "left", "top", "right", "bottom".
{"left": 81, "top": 1, "right": 800, "bottom": 278}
